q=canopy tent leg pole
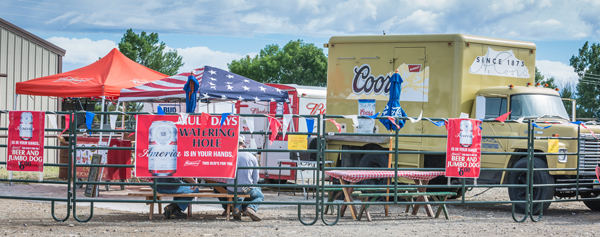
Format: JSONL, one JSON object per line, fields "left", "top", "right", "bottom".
{"left": 97, "top": 96, "right": 107, "bottom": 195}
{"left": 121, "top": 102, "right": 125, "bottom": 129}
{"left": 9, "top": 94, "right": 18, "bottom": 185}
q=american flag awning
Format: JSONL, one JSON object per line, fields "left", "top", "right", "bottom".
{"left": 118, "top": 66, "right": 289, "bottom": 103}
{"left": 199, "top": 66, "right": 289, "bottom": 103}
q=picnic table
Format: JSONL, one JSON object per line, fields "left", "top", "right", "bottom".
{"left": 325, "top": 170, "right": 446, "bottom": 220}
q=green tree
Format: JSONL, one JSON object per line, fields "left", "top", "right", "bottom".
{"left": 118, "top": 29, "right": 184, "bottom": 76}
{"left": 570, "top": 41, "right": 600, "bottom": 119}
{"left": 534, "top": 66, "right": 557, "bottom": 89}
{"left": 560, "top": 82, "right": 576, "bottom": 119}
{"left": 228, "top": 40, "right": 328, "bottom": 86}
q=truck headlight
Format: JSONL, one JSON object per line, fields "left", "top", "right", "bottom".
{"left": 557, "top": 148, "right": 568, "bottom": 163}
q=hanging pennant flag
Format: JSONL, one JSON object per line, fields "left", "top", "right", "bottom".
{"left": 515, "top": 116, "right": 525, "bottom": 124}
{"left": 200, "top": 112, "right": 210, "bottom": 133}
{"left": 387, "top": 116, "right": 400, "bottom": 129}
{"left": 109, "top": 115, "right": 118, "bottom": 129}
{"left": 326, "top": 119, "right": 342, "bottom": 133}
{"left": 174, "top": 113, "right": 189, "bottom": 125}
{"left": 47, "top": 114, "right": 58, "bottom": 131}
{"left": 343, "top": 115, "right": 358, "bottom": 128}
{"left": 85, "top": 112, "right": 95, "bottom": 135}
{"left": 220, "top": 113, "right": 231, "bottom": 128}
{"left": 245, "top": 117, "right": 255, "bottom": 133}
{"left": 366, "top": 112, "right": 380, "bottom": 119}
{"left": 306, "top": 118, "right": 315, "bottom": 137}
{"left": 494, "top": 111, "right": 511, "bottom": 123}
{"left": 425, "top": 117, "right": 446, "bottom": 127}
{"left": 408, "top": 110, "right": 423, "bottom": 123}
{"left": 532, "top": 122, "right": 551, "bottom": 129}
{"left": 157, "top": 106, "right": 165, "bottom": 115}
{"left": 282, "top": 114, "right": 293, "bottom": 137}
{"left": 570, "top": 121, "right": 584, "bottom": 125}
{"left": 267, "top": 116, "right": 281, "bottom": 145}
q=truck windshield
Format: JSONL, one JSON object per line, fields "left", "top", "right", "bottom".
{"left": 510, "top": 94, "right": 569, "bottom": 119}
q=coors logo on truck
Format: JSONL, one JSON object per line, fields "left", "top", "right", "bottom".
{"left": 346, "top": 64, "right": 429, "bottom": 102}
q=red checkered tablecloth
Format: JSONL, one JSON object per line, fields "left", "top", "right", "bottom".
{"left": 325, "top": 170, "right": 445, "bottom": 183}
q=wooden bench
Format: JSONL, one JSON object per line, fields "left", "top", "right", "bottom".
{"left": 351, "top": 191, "right": 456, "bottom": 221}
{"left": 128, "top": 191, "right": 250, "bottom": 220}
{"left": 323, "top": 187, "right": 417, "bottom": 214}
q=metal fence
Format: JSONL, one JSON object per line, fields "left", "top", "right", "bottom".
{"left": 0, "top": 110, "right": 599, "bottom": 225}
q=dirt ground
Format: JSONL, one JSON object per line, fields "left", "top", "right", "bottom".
{"left": 1, "top": 184, "right": 599, "bottom": 237}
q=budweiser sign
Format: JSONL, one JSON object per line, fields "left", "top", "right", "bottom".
{"left": 184, "top": 160, "right": 202, "bottom": 167}
{"left": 346, "top": 63, "right": 429, "bottom": 102}
{"left": 53, "top": 76, "right": 93, "bottom": 84}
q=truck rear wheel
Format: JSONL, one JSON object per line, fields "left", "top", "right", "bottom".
{"left": 583, "top": 200, "right": 600, "bottom": 211}
{"left": 357, "top": 154, "right": 388, "bottom": 185}
{"left": 508, "top": 157, "right": 554, "bottom": 214}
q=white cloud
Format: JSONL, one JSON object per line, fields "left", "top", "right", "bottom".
{"left": 45, "top": 37, "right": 117, "bottom": 65}
{"left": 12, "top": 0, "right": 599, "bottom": 40}
{"left": 173, "top": 46, "right": 256, "bottom": 73}
{"left": 536, "top": 60, "right": 579, "bottom": 86}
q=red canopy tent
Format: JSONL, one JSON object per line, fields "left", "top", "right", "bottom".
{"left": 15, "top": 48, "right": 168, "bottom": 151}
{"left": 15, "top": 48, "right": 168, "bottom": 98}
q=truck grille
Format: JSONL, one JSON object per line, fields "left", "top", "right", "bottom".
{"left": 579, "top": 136, "right": 600, "bottom": 176}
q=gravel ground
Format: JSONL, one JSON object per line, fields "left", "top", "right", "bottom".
{"left": 1, "top": 187, "right": 599, "bottom": 236}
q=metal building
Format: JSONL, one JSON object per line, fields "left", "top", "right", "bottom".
{"left": 0, "top": 17, "right": 66, "bottom": 163}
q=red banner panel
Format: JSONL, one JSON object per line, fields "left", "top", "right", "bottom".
{"left": 135, "top": 114, "right": 239, "bottom": 178}
{"left": 7, "top": 111, "right": 46, "bottom": 172}
{"left": 445, "top": 118, "right": 482, "bottom": 178}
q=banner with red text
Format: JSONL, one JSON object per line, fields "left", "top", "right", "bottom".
{"left": 135, "top": 114, "right": 239, "bottom": 178}
{"left": 445, "top": 118, "right": 482, "bottom": 178}
{"left": 7, "top": 111, "right": 46, "bottom": 172}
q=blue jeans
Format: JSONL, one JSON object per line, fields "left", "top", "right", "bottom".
{"left": 156, "top": 186, "right": 200, "bottom": 211}
{"left": 228, "top": 187, "right": 264, "bottom": 212}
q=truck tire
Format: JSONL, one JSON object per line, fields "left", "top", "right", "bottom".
{"left": 583, "top": 200, "right": 600, "bottom": 211}
{"left": 426, "top": 176, "right": 463, "bottom": 199}
{"left": 508, "top": 157, "right": 554, "bottom": 214}
{"left": 357, "top": 154, "right": 388, "bottom": 185}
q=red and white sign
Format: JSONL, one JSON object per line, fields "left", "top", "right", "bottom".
{"left": 134, "top": 114, "right": 240, "bottom": 178}
{"left": 7, "top": 111, "right": 46, "bottom": 172}
{"left": 445, "top": 118, "right": 482, "bottom": 178}
{"left": 408, "top": 64, "right": 422, "bottom": 72}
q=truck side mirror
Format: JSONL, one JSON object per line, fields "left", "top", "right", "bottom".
{"left": 476, "top": 96, "right": 486, "bottom": 120}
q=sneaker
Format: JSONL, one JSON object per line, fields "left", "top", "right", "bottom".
{"left": 171, "top": 209, "right": 188, "bottom": 219}
{"left": 164, "top": 204, "right": 187, "bottom": 219}
{"left": 243, "top": 208, "right": 261, "bottom": 221}
{"left": 232, "top": 208, "right": 241, "bottom": 221}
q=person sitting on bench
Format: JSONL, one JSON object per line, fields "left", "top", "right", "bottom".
{"left": 228, "top": 135, "right": 264, "bottom": 221}
{"left": 155, "top": 177, "right": 199, "bottom": 219}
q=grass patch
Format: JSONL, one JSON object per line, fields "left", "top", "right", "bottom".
{"left": 0, "top": 166, "right": 61, "bottom": 183}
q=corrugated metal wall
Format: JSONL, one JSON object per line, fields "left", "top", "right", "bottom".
{"left": 0, "top": 26, "right": 60, "bottom": 163}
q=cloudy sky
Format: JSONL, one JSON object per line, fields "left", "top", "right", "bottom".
{"left": 2, "top": 0, "right": 596, "bottom": 87}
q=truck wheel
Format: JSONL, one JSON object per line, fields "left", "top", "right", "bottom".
{"left": 357, "top": 154, "right": 388, "bottom": 185}
{"left": 508, "top": 157, "right": 554, "bottom": 214}
{"left": 583, "top": 200, "right": 600, "bottom": 211}
{"left": 426, "top": 176, "right": 463, "bottom": 199}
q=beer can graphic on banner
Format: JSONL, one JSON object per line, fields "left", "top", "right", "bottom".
{"left": 19, "top": 112, "right": 34, "bottom": 140}
{"left": 148, "top": 121, "right": 178, "bottom": 176}
{"left": 459, "top": 120, "right": 473, "bottom": 147}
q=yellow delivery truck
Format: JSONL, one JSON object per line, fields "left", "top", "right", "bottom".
{"left": 324, "top": 34, "right": 600, "bottom": 214}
